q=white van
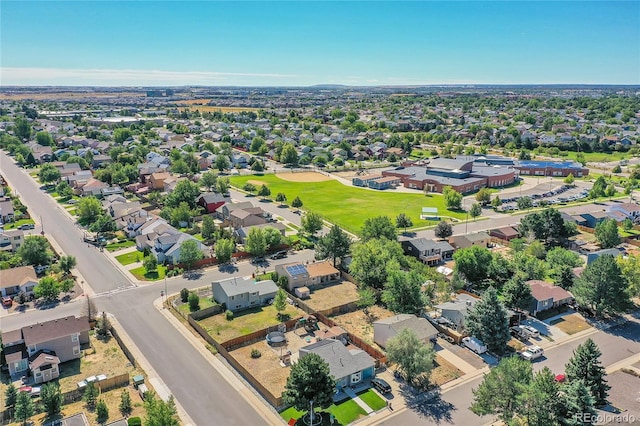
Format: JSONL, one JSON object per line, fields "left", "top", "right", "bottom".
{"left": 462, "top": 336, "right": 488, "bottom": 354}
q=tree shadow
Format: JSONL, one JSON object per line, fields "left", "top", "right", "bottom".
{"left": 400, "top": 385, "right": 456, "bottom": 424}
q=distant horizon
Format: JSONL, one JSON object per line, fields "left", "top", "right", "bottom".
{"left": 1, "top": 2, "right": 638, "bottom": 86}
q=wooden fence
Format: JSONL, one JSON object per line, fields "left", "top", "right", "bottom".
{"left": 109, "top": 325, "right": 136, "bottom": 368}
{"left": 190, "top": 304, "right": 223, "bottom": 320}
{"left": 221, "top": 317, "right": 302, "bottom": 352}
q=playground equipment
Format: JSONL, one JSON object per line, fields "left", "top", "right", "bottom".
{"left": 266, "top": 331, "right": 287, "bottom": 346}
{"left": 293, "top": 315, "right": 319, "bottom": 335}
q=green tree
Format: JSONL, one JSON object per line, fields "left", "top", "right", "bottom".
{"left": 386, "top": 328, "right": 435, "bottom": 386}
{"left": 188, "top": 292, "right": 200, "bottom": 311}
{"left": 215, "top": 155, "right": 230, "bottom": 171}
{"left": 291, "top": 196, "right": 303, "bottom": 210}
{"left": 77, "top": 196, "right": 103, "bottom": 225}
{"left": 59, "top": 255, "right": 77, "bottom": 274}
{"left": 622, "top": 218, "right": 634, "bottom": 232}
{"left": 18, "top": 235, "right": 53, "bottom": 265}
{"left": 280, "top": 143, "right": 299, "bottom": 166}
{"left": 469, "top": 203, "right": 482, "bottom": 220}
{"left": 526, "top": 240, "right": 547, "bottom": 259}
{"left": 382, "top": 268, "right": 425, "bottom": 314}
{"left": 564, "top": 173, "right": 575, "bottom": 185}
{"left": 180, "top": 288, "right": 189, "bottom": 303}
{"left": 143, "top": 255, "right": 158, "bottom": 274}
{"left": 34, "top": 276, "right": 60, "bottom": 301}
{"left": 14, "top": 117, "right": 32, "bottom": 141}
{"left": 275, "top": 192, "right": 287, "bottom": 206}
{"left": 178, "top": 239, "right": 204, "bottom": 270}
{"left": 4, "top": 383, "right": 18, "bottom": 410}
{"left": 119, "top": 389, "right": 132, "bottom": 416}
{"left": 201, "top": 215, "right": 216, "bottom": 240}
{"left": 565, "top": 338, "right": 610, "bottom": 406}
{"left": 315, "top": 225, "right": 351, "bottom": 267}
{"left": 605, "top": 184, "right": 616, "bottom": 198}
{"left": 519, "top": 208, "right": 574, "bottom": 247}
{"left": 89, "top": 214, "right": 117, "bottom": 235}
{"left": 465, "top": 287, "right": 510, "bottom": 355}
{"left": 39, "top": 163, "right": 61, "bottom": 184}
{"left": 283, "top": 353, "right": 336, "bottom": 417}
{"left": 453, "top": 245, "right": 493, "bottom": 285}
{"left": 572, "top": 254, "right": 631, "bottom": 317}
{"left": 168, "top": 202, "right": 194, "bottom": 227}
{"left": 491, "top": 196, "right": 503, "bottom": 208}
{"left": 41, "top": 382, "right": 63, "bottom": 419}
{"left": 144, "top": 393, "right": 180, "bottom": 426}
{"left": 113, "top": 127, "right": 133, "bottom": 144}
{"left": 215, "top": 238, "right": 234, "bottom": 264}
{"left": 83, "top": 382, "right": 99, "bottom": 409}
{"left": 258, "top": 184, "right": 271, "bottom": 199}
{"left": 517, "top": 196, "right": 533, "bottom": 210}
{"left": 589, "top": 176, "right": 607, "bottom": 199}
{"left": 502, "top": 274, "right": 533, "bottom": 311}
{"left": 471, "top": 356, "right": 532, "bottom": 422}
{"left": 512, "top": 251, "right": 547, "bottom": 281}
{"left": 245, "top": 227, "right": 267, "bottom": 256}
{"left": 15, "top": 390, "right": 34, "bottom": 426}
{"left": 274, "top": 288, "right": 287, "bottom": 320}
{"left": 199, "top": 170, "right": 218, "bottom": 191}
{"left": 356, "top": 287, "right": 376, "bottom": 315}
{"left": 559, "top": 379, "right": 597, "bottom": 425}
{"left": 242, "top": 182, "right": 256, "bottom": 193}
{"left": 594, "top": 218, "right": 621, "bottom": 248}
{"left": 434, "top": 221, "right": 453, "bottom": 240}
{"left": 618, "top": 254, "right": 640, "bottom": 297}
{"left": 250, "top": 136, "right": 265, "bottom": 152}
{"left": 301, "top": 211, "right": 323, "bottom": 236}
{"left": 361, "top": 215, "right": 396, "bottom": 241}
{"left": 442, "top": 186, "right": 463, "bottom": 210}
{"left": 395, "top": 213, "right": 413, "bottom": 233}
{"left": 546, "top": 247, "right": 583, "bottom": 276}
{"left": 96, "top": 399, "right": 109, "bottom": 424}
{"left": 166, "top": 179, "right": 200, "bottom": 209}
{"left": 475, "top": 188, "right": 492, "bottom": 206}
{"left": 349, "top": 238, "right": 407, "bottom": 290}
{"left": 216, "top": 177, "right": 230, "bottom": 195}
{"left": 518, "top": 367, "right": 561, "bottom": 426}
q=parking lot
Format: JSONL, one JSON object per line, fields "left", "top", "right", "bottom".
{"left": 499, "top": 183, "right": 591, "bottom": 212}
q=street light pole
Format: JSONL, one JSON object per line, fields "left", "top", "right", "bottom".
{"left": 310, "top": 400, "right": 314, "bottom": 426}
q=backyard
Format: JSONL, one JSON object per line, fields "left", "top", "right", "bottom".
{"left": 229, "top": 174, "right": 466, "bottom": 235}
{"left": 198, "top": 304, "right": 305, "bottom": 343}
{"left": 330, "top": 305, "right": 395, "bottom": 347}
{"left": 303, "top": 281, "right": 360, "bottom": 312}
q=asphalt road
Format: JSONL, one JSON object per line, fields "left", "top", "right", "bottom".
{"left": 381, "top": 316, "right": 640, "bottom": 426}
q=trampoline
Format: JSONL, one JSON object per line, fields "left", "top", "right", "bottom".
{"left": 266, "top": 331, "right": 286, "bottom": 345}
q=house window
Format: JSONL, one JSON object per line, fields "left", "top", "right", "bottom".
{"left": 28, "top": 346, "right": 36, "bottom": 355}
{"left": 71, "top": 334, "right": 78, "bottom": 342}
{"left": 73, "top": 347, "right": 80, "bottom": 355}
{"left": 35, "top": 372, "right": 42, "bottom": 377}
{"left": 351, "top": 371, "right": 362, "bottom": 384}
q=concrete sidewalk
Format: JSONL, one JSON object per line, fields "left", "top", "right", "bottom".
{"left": 437, "top": 347, "right": 478, "bottom": 375}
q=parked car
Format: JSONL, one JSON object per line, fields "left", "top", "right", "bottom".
{"left": 510, "top": 325, "right": 530, "bottom": 340}
{"left": 521, "top": 325, "right": 540, "bottom": 338}
{"left": 18, "top": 223, "right": 35, "bottom": 230}
{"left": 270, "top": 251, "right": 288, "bottom": 260}
{"left": 462, "top": 336, "right": 487, "bottom": 354}
{"left": 2, "top": 296, "right": 12, "bottom": 307}
{"left": 519, "top": 345, "right": 544, "bottom": 361}
{"left": 35, "top": 264, "right": 50, "bottom": 275}
{"left": 371, "top": 377, "right": 392, "bottom": 394}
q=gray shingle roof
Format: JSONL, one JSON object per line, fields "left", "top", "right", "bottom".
{"left": 300, "top": 339, "right": 374, "bottom": 380}
{"left": 215, "top": 277, "right": 278, "bottom": 297}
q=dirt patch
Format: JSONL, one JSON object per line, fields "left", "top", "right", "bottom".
{"left": 431, "top": 355, "right": 463, "bottom": 386}
{"left": 304, "top": 281, "right": 360, "bottom": 312}
{"left": 330, "top": 306, "right": 395, "bottom": 346}
{"left": 231, "top": 340, "right": 290, "bottom": 398}
{"left": 276, "top": 172, "right": 332, "bottom": 183}
{"left": 247, "top": 179, "right": 269, "bottom": 187}
{"left": 549, "top": 313, "right": 592, "bottom": 335}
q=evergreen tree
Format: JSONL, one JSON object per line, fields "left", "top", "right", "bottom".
{"left": 291, "top": 196, "right": 303, "bottom": 210}
{"left": 41, "top": 382, "right": 63, "bottom": 418}
{"left": 315, "top": 225, "right": 351, "bottom": 267}
{"left": 144, "top": 393, "right": 180, "bottom": 426}
{"left": 83, "top": 381, "right": 99, "bottom": 409}
{"left": 465, "top": 287, "right": 510, "bottom": 355}
{"left": 518, "top": 367, "right": 561, "bottom": 426}
{"left": 4, "top": 383, "right": 18, "bottom": 409}
{"left": 565, "top": 338, "right": 609, "bottom": 406}
{"left": 502, "top": 274, "right": 533, "bottom": 311}
{"left": 96, "top": 399, "right": 109, "bottom": 424}
{"left": 594, "top": 218, "right": 621, "bottom": 249}
{"left": 283, "top": 353, "right": 336, "bottom": 416}
{"left": 15, "top": 391, "right": 34, "bottom": 426}
{"left": 559, "top": 379, "right": 597, "bottom": 425}
{"left": 119, "top": 389, "right": 132, "bottom": 416}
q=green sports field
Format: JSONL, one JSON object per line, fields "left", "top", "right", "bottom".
{"left": 229, "top": 174, "right": 466, "bottom": 235}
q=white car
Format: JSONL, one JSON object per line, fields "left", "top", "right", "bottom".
{"left": 462, "top": 336, "right": 488, "bottom": 354}
{"left": 521, "top": 325, "right": 540, "bottom": 338}
{"left": 520, "top": 345, "right": 544, "bottom": 361}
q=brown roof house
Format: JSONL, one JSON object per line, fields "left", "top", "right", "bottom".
{"left": 527, "top": 280, "right": 573, "bottom": 316}
{"left": 0, "top": 265, "right": 38, "bottom": 297}
{"left": 1, "top": 315, "right": 90, "bottom": 383}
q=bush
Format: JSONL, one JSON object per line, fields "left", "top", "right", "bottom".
{"left": 225, "top": 309, "right": 234, "bottom": 321}
{"left": 251, "top": 349, "right": 261, "bottom": 358}
{"left": 188, "top": 293, "right": 200, "bottom": 312}
{"left": 180, "top": 288, "right": 189, "bottom": 303}
{"left": 127, "top": 417, "right": 142, "bottom": 426}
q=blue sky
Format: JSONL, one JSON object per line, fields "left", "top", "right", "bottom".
{"left": 1, "top": 1, "right": 638, "bottom": 86}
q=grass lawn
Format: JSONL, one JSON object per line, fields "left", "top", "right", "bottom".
{"left": 229, "top": 174, "right": 466, "bottom": 235}
{"left": 555, "top": 151, "right": 631, "bottom": 163}
{"left": 620, "top": 227, "right": 640, "bottom": 238}
{"left": 280, "top": 398, "right": 367, "bottom": 425}
{"left": 198, "top": 304, "right": 304, "bottom": 342}
{"left": 115, "top": 251, "right": 142, "bottom": 266}
{"left": 1, "top": 218, "right": 35, "bottom": 229}
{"left": 550, "top": 313, "right": 592, "bottom": 335}
{"left": 130, "top": 265, "right": 167, "bottom": 281}
{"left": 358, "top": 389, "right": 387, "bottom": 411}
{"left": 193, "top": 233, "right": 205, "bottom": 241}
{"left": 178, "top": 296, "right": 217, "bottom": 315}
{"left": 105, "top": 240, "right": 136, "bottom": 251}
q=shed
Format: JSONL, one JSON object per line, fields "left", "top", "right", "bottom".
{"left": 294, "top": 286, "right": 310, "bottom": 299}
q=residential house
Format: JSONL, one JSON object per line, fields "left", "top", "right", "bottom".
{"left": 299, "top": 339, "right": 375, "bottom": 400}
{"left": 0, "top": 265, "right": 38, "bottom": 297}
{"left": 229, "top": 208, "right": 268, "bottom": 228}
{"left": 1, "top": 315, "right": 90, "bottom": 383}
{"left": 152, "top": 233, "right": 208, "bottom": 265}
{"left": 609, "top": 203, "right": 640, "bottom": 222}
{"left": 148, "top": 172, "right": 171, "bottom": 190}
{"left": 91, "top": 154, "right": 112, "bottom": 169}
{"left": 0, "top": 198, "right": 15, "bottom": 223}
{"left": 0, "top": 229, "right": 24, "bottom": 252}
{"left": 400, "top": 238, "right": 455, "bottom": 266}
{"left": 275, "top": 261, "right": 340, "bottom": 292}
{"left": 527, "top": 280, "right": 573, "bottom": 316}
{"left": 373, "top": 314, "right": 437, "bottom": 348}
{"left": 212, "top": 277, "right": 278, "bottom": 312}
{"left": 586, "top": 248, "right": 624, "bottom": 265}
{"left": 234, "top": 222, "right": 286, "bottom": 244}
{"left": 580, "top": 211, "right": 610, "bottom": 228}
{"left": 196, "top": 192, "right": 227, "bottom": 214}
{"left": 79, "top": 178, "right": 109, "bottom": 197}
{"left": 434, "top": 293, "right": 479, "bottom": 331}
{"left": 219, "top": 201, "right": 254, "bottom": 221}
{"left": 489, "top": 226, "right": 520, "bottom": 242}
{"left": 449, "top": 232, "right": 491, "bottom": 249}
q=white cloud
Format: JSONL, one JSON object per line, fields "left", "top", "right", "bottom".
{"left": 0, "top": 67, "right": 299, "bottom": 86}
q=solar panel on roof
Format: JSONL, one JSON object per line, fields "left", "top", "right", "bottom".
{"left": 286, "top": 264, "right": 307, "bottom": 276}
